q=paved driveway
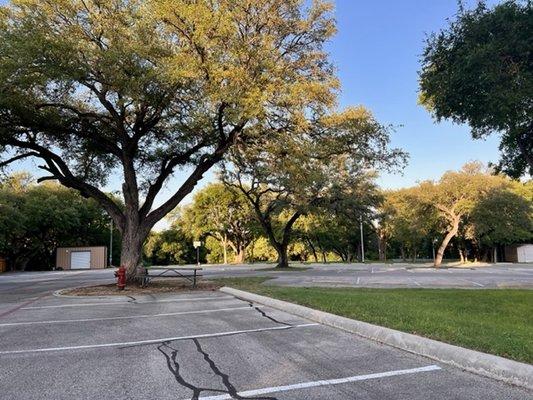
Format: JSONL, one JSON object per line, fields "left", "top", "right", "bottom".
{"left": 0, "top": 280, "right": 530, "bottom": 399}
{"left": 260, "top": 263, "right": 533, "bottom": 289}
{"left": 165, "top": 262, "right": 533, "bottom": 289}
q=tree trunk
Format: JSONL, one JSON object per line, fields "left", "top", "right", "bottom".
{"left": 434, "top": 216, "right": 460, "bottom": 268}
{"left": 233, "top": 246, "right": 245, "bottom": 264}
{"left": 249, "top": 240, "right": 255, "bottom": 263}
{"left": 307, "top": 238, "right": 318, "bottom": 263}
{"left": 516, "top": 124, "right": 533, "bottom": 175}
{"left": 222, "top": 234, "right": 228, "bottom": 265}
{"left": 120, "top": 223, "right": 145, "bottom": 281}
{"left": 276, "top": 244, "right": 289, "bottom": 268}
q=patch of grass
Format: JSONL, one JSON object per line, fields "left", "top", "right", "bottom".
{"left": 216, "top": 277, "right": 533, "bottom": 364}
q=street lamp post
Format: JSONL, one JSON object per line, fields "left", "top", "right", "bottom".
{"left": 360, "top": 216, "right": 365, "bottom": 263}
{"left": 109, "top": 218, "right": 113, "bottom": 267}
{"left": 193, "top": 241, "right": 201, "bottom": 266}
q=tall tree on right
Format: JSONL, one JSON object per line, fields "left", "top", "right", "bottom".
{"left": 419, "top": 162, "right": 531, "bottom": 267}
{"left": 419, "top": 0, "right": 533, "bottom": 178}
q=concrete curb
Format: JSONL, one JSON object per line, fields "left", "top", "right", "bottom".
{"left": 220, "top": 286, "right": 533, "bottom": 391}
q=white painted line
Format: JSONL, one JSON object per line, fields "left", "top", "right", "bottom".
{"left": 459, "top": 279, "right": 485, "bottom": 287}
{"left": 408, "top": 277, "right": 422, "bottom": 287}
{"left": 0, "top": 306, "right": 259, "bottom": 327}
{"left": 21, "top": 296, "right": 233, "bottom": 310}
{"left": 0, "top": 271, "right": 87, "bottom": 284}
{"left": 191, "top": 365, "right": 442, "bottom": 400}
{"left": 0, "top": 323, "right": 319, "bottom": 355}
{"left": 356, "top": 277, "right": 360, "bottom": 285}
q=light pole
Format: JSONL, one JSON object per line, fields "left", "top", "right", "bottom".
{"left": 193, "top": 241, "right": 201, "bottom": 266}
{"left": 432, "top": 238, "right": 437, "bottom": 262}
{"left": 109, "top": 218, "right": 113, "bottom": 267}
{"left": 360, "top": 215, "right": 365, "bottom": 263}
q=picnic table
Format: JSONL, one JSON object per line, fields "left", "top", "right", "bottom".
{"left": 138, "top": 267, "right": 203, "bottom": 288}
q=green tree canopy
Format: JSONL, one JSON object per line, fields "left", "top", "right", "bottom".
{"left": 177, "top": 183, "right": 257, "bottom": 263}
{"left": 416, "top": 162, "right": 532, "bottom": 265}
{"left": 380, "top": 188, "right": 439, "bottom": 262}
{"left": 419, "top": 0, "right": 533, "bottom": 178}
{"left": 0, "top": 174, "right": 119, "bottom": 270}
{"left": 143, "top": 228, "right": 195, "bottom": 266}
{"left": 224, "top": 107, "right": 406, "bottom": 268}
{"left": 467, "top": 181, "right": 532, "bottom": 249}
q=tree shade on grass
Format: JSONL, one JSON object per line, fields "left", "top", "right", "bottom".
{"left": 216, "top": 277, "right": 533, "bottom": 364}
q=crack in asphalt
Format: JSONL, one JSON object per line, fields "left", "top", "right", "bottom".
{"left": 126, "top": 295, "right": 137, "bottom": 303}
{"left": 158, "top": 340, "right": 277, "bottom": 400}
{"left": 247, "top": 303, "right": 292, "bottom": 327}
{"left": 193, "top": 338, "right": 277, "bottom": 400}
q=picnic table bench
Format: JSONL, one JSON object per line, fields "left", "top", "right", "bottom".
{"left": 137, "top": 267, "right": 203, "bottom": 288}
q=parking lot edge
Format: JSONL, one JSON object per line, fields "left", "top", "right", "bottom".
{"left": 220, "top": 286, "right": 533, "bottom": 391}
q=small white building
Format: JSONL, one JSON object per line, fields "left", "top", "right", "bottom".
{"left": 504, "top": 244, "right": 533, "bottom": 263}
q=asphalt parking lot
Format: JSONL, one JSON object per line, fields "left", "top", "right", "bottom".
{"left": 0, "top": 286, "right": 531, "bottom": 399}
{"left": 261, "top": 263, "right": 533, "bottom": 289}
{"left": 191, "top": 262, "right": 533, "bottom": 289}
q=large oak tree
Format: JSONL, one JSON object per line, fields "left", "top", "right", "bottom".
{"left": 0, "top": 0, "right": 336, "bottom": 278}
{"left": 418, "top": 162, "right": 531, "bottom": 266}
{"left": 224, "top": 107, "right": 406, "bottom": 268}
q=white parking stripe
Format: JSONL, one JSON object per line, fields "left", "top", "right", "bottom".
{"left": 0, "top": 306, "right": 259, "bottom": 327}
{"left": 21, "top": 296, "right": 233, "bottom": 310}
{"left": 192, "top": 365, "right": 442, "bottom": 400}
{"left": 408, "top": 277, "right": 422, "bottom": 287}
{"left": 0, "top": 323, "right": 319, "bottom": 354}
{"left": 459, "top": 278, "right": 485, "bottom": 287}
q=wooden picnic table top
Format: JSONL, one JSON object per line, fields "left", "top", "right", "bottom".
{"left": 145, "top": 266, "right": 203, "bottom": 271}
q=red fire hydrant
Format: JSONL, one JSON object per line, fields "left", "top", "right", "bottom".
{"left": 114, "top": 266, "right": 126, "bottom": 291}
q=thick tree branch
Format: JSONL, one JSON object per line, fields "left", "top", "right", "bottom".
{"left": 139, "top": 139, "right": 211, "bottom": 218}
{"left": 6, "top": 138, "right": 125, "bottom": 229}
{"left": 0, "top": 152, "right": 40, "bottom": 167}
{"left": 282, "top": 210, "right": 302, "bottom": 246}
{"left": 143, "top": 123, "right": 245, "bottom": 233}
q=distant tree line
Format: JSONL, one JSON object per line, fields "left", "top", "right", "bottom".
{"left": 0, "top": 173, "right": 121, "bottom": 270}
{"left": 146, "top": 162, "right": 532, "bottom": 267}
{"left": 1, "top": 162, "right": 530, "bottom": 270}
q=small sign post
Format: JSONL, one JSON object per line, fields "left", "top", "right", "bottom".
{"left": 193, "top": 241, "right": 201, "bottom": 266}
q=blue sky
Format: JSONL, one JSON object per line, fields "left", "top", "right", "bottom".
{"left": 330, "top": 0, "right": 500, "bottom": 188}
{"left": 2, "top": 0, "right": 502, "bottom": 210}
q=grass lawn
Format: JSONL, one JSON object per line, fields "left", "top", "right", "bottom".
{"left": 214, "top": 277, "right": 533, "bottom": 364}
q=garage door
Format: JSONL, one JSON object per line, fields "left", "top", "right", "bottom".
{"left": 70, "top": 251, "right": 91, "bottom": 269}
{"left": 518, "top": 245, "right": 533, "bottom": 263}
